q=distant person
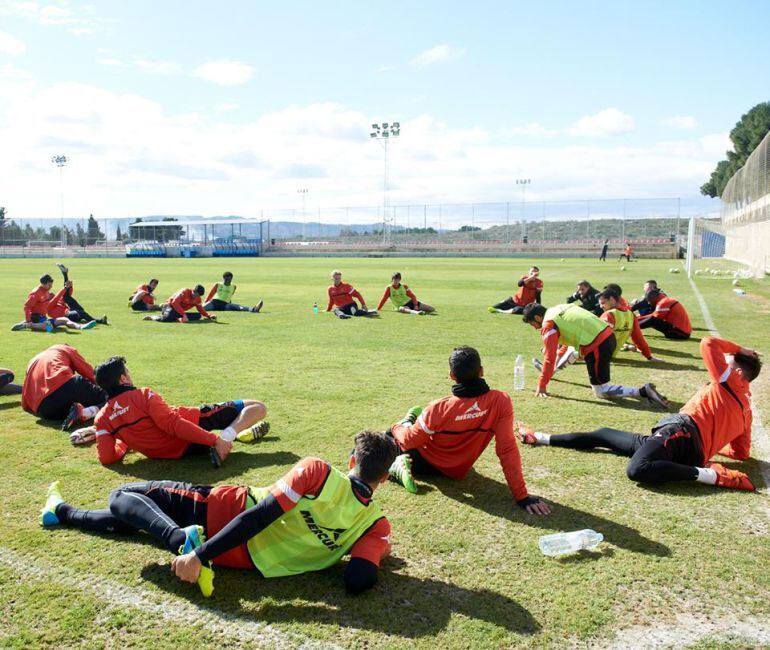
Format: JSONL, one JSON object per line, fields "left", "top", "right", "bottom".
{"left": 518, "top": 337, "right": 760, "bottom": 491}
{"left": 630, "top": 280, "right": 664, "bottom": 316}
{"left": 376, "top": 272, "right": 434, "bottom": 315}
{"left": 143, "top": 285, "right": 216, "bottom": 323}
{"left": 618, "top": 242, "right": 633, "bottom": 262}
{"left": 203, "top": 272, "right": 263, "bottom": 313}
{"left": 565, "top": 280, "right": 602, "bottom": 316}
{"left": 12, "top": 273, "right": 97, "bottom": 332}
{"left": 488, "top": 266, "right": 543, "bottom": 314}
{"left": 129, "top": 279, "right": 161, "bottom": 312}
{"left": 638, "top": 288, "right": 692, "bottom": 340}
{"left": 0, "top": 367, "right": 22, "bottom": 395}
{"left": 599, "top": 239, "right": 609, "bottom": 261}
{"left": 21, "top": 344, "right": 106, "bottom": 427}
{"left": 326, "top": 270, "right": 377, "bottom": 318}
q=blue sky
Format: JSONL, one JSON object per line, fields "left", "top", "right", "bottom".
{"left": 1, "top": 0, "right": 768, "bottom": 222}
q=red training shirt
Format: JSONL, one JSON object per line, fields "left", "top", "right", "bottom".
{"left": 326, "top": 282, "right": 365, "bottom": 310}
{"left": 513, "top": 275, "right": 543, "bottom": 307}
{"left": 640, "top": 295, "right": 692, "bottom": 335}
{"left": 165, "top": 288, "right": 210, "bottom": 319}
{"left": 23, "top": 285, "right": 55, "bottom": 321}
{"left": 21, "top": 344, "right": 95, "bottom": 413}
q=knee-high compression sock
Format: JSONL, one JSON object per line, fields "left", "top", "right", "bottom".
{"left": 592, "top": 383, "right": 640, "bottom": 399}
{"left": 109, "top": 491, "right": 186, "bottom": 552}
{"left": 55, "top": 503, "right": 135, "bottom": 534}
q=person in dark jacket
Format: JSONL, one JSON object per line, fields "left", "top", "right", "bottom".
{"left": 565, "top": 280, "right": 602, "bottom": 316}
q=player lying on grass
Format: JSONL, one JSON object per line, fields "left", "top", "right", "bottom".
{"left": 12, "top": 273, "right": 98, "bottom": 332}
{"left": 41, "top": 430, "right": 397, "bottom": 596}
{"left": 376, "top": 272, "right": 435, "bottom": 315}
{"left": 385, "top": 346, "right": 551, "bottom": 516}
{"left": 598, "top": 289, "right": 661, "bottom": 361}
{"left": 517, "top": 336, "right": 761, "bottom": 491}
{"left": 143, "top": 285, "right": 216, "bottom": 323}
{"left": 69, "top": 355, "right": 268, "bottom": 465}
{"left": 488, "top": 266, "right": 542, "bottom": 314}
{"left": 522, "top": 302, "right": 669, "bottom": 407}
{"left": 638, "top": 288, "right": 692, "bottom": 340}
{"left": 0, "top": 367, "right": 22, "bottom": 395}
{"left": 129, "top": 278, "right": 161, "bottom": 311}
{"left": 48, "top": 263, "right": 108, "bottom": 325}
{"left": 326, "top": 270, "right": 377, "bottom": 318}
{"left": 203, "top": 272, "right": 263, "bottom": 313}
{"left": 21, "top": 344, "right": 106, "bottom": 427}
{"left": 565, "top": 279, "right": 602, "bottom": 316}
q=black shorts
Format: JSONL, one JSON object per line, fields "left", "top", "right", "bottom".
{"left": 401, "top": 300, "right": 422, "bottom": 311}
{"left": 30, "top": 313, "right": 48, "bottom": 324}
{"left": 337, "top": 302, "right": 359, "bottom": 316}
{"left": 111, "top": 481, "right": 211, "bottom": 528}
{"left": 204, "top": 299, "right": 229, "bottom": 311}
{"left": 583, "top": 335, "right": 616, "bottom": 386}
{"left": 644, "top": 414, "right": 704, "bottom": 465}
{"left": 131, "top": 301, "right": 149, "bottom": 312}
{"left": 37, "top": 376, "right": 107, "bottom": 420}
{"left": 198, "top": 400, "right": 245, "bottom": 431}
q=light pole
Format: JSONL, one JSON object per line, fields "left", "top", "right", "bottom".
{"left": 52, "top": 154, "right": 68, "bottom": 246}
{"left": 370, "top": 121, "right": 400, "bottom": 244}
{"left": 516, "top": 178, "right": 530, "bottom": 242}
{"left": 297, "top": 188, "right": 308, "bottom": 239}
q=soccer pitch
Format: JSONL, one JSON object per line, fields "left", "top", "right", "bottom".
{"left": 1, "top": 256, "right": 769, "bottom": 649}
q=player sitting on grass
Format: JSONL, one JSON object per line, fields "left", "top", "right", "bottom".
{"left": 41, "top": 430, "right": 397, "bottom": 596}
{"left": 0, "top": 367, "right": 22, "bottom": 395}
{"left": 203, "top": 272, "right": 263, "bottom": 313}
{"left": 630, "top": 280, "right": 664, "bottom": 316}
{"left": 637, "top": 288, "right": 692, "bottom": 340}
{"left": 129, "top": 278, "right": 161, "bottom": 311}
{"left": 326, "top": 270, "right": 377, "bottom": 318}
{"left": 517, "top": 337, "right": 761, "bottom": 491}
{"left": 522, "top": 302, "right": 668, "bottom": 408}
{"left": 488, "top": 266, "right": 542, "bottom": 314}
{"left": 69, "top": 356, "right": 269, "bottom": 465}
{"left": 143, "top": 285, "right": 216, "bottom": 323}
{"left": 21, "top": 344, "right": 106, "bottom": 427}
{"left": 385, "top": 346, "right": 551, "bottom": 516}
{"left": 598, "top": 289, "right": 661, "bottom": 362}
{"left": 376, "top": 272, "right": 435, "bottom": 315}
{"left": 565, "top": 279, "right": 602, "bottom": 316}
{"left": 47, "top": 263, "right": 108, "bottom": 325}
{"left": 12, "top": 274, "right": 97, "bottom": 332}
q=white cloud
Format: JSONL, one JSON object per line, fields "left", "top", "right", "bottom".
{"left": 0, "top": 1, "right": 108, "bottom": 35}
{"left": 194, "top": 60, "right": 253, "bottom": 86}
{"left": 410, "top": 44, "right": 466, "bottom": 68}
{"left": 569, "top": 108, "right": 635, "bottom": 137}
{"left": 376, "top": 64, "right": 395, "bottom": 73}
{"left": 133, "top": 58, "right": 180, "bottom": 75}
{"left": 215, "top": 103, "right": 239, "bottom": 112}
{"left": 0, "top": 31, "right": 25, "bottom": 55}
{"left": 97, "top": 57, "right": 124, "bottom": 67}
{"left": 662, "top": 115, "right": 697, "bottom": 130}
{"left": 509, "top": 122, "right": 558, "bottom": 138}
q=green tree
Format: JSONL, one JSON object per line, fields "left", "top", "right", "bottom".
{"left": 116, "top": 225, "right": 123, "bottom": 241}
{"left": 86, "top": 214, "right": 104, "bottom": 244}
{"left": 701, "top": 101, "right": 770, "bottom": 197}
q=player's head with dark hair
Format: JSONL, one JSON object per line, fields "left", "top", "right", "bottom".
{"left": 644, "top": 279, "right": 658, "bottom": 291}
{"left": 449, "top": 346, "right": 483, "bottom": 383}
{"left": 95, "top": 356, "right": 130, "bottom": 396}
{"left": 148, "top": 278, "right": 159, "bottom": 290}
{"left": 598, "top": 289, "right": 619, "bottom": 311}
{"left": 604, "top": 283, "right": 622, "bottom": 297}
{"left": 350, "top": 430, "right": 399, "bottom": 486}
{"left": 522, "top": 302, "right": 547, "bottom": 329}
{"left": 530, "top": 266, "right": 540, "bottom": 273}
{"left": 223, "top": 272, "right": 233, "bottom": 283}
{"left": 577, "top": 279, "right": 594, "bottom": 296}
{"left": 733, "top": 351, "right": 762, "bottom": 382}
{"left": 391, "top": 272, "right": 401, "bottom": 282}
{"left": 40, "top": 274, "right": 54, "bottom": 287}
{"left": 194, "top": 284, "right": 205, "bottom": 296}
{"left": 644, "top": 288, "right": 662, "bottom": 305}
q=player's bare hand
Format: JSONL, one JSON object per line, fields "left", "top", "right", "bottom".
{"left": 525, "top": 500, "right": 552, "bottom": 516}
{"left": 214, "top": 437, "right": 232, "bottom": 462}
{"left": 534, "top": 388, "right": 549, "bottom": 398}
{"left": 209, "top": 315, "right": 217, "bottom": 321}
{"left": 172, "top": 553, "right": 201, "bottom": 583}
{"left": 740, "top": 346, "right": 757, "bottom": 358}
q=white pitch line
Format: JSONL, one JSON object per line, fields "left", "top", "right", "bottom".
{"left": 0, "top": 546, "right": 339, "bottom": 650}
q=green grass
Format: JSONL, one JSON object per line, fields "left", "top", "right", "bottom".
{"left": 0, "top": 256, "right": 768, "bottom": 649}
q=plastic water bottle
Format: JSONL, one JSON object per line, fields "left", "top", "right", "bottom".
{"left": 513, "top": 354, "right": 525, "bottom": 391}
{"left": 733, "top": 289, "right": 746, "bottom": 296}
{"left": 45, "top": 319, "right": 54, "bottom": 333}
{"left": 313, "top": 301, "right": 319, "bottom": 314}
{"left": 538, "top": 529, "right": 603, "bottom": 557}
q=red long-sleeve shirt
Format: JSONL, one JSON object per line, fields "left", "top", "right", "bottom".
{"left": 24, "top": 285, "right": 54, "bottom": 321}
{"left": 601, "top": 310, "right": 652, "bottom": 359}
{"left": 165, "top": 288, "right": 210, "bottom": 319}
{"left": 538, "top": 321, "right": 614, "bottom": 391}
{"left": 46, "top": 286, "right": 73, "bottom": 319}
{"left": 94, "top": 387, "right": 217, "bottom": 464}
{"left": 680, "top": 337, "right": 752, "bottom": 462}
{"left": 513, "top": 276, "right": 543, "bottom": 306}
{"left": 21, "top": 344, "right": 96, "bottom": 414}
{"left": 131, "top": 284, "right": 155, "bottom": 305}
{"left": 377, "top": 284, "right": 417, "bottom": 310}
{"left": 639, "top": 295, "right": 692, "bottom": 335}
{"left": 326, "top": 282, "right": 365, "bottom": 310}
{"left": 391, "top": 390, "right": 529, "bottom": 501}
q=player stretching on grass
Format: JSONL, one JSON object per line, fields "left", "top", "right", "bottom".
{"left": 598, "top": 289, "right": 661, "bottom": 362}
{"left": 326, "top": 270, "right": 377, "bottom": 318}
{"left": 376, "top": 272, "right": 435, "bottom": 315}
{"left": 143, "top": 285, "right": 216, "bottom": 323}
{"left": 203, "top": 272, "right": 263, "bottom": 313}
{"left": 638, "top": 288, "right": 692, "bottom": 340}
{"left": 565, "top": 279, "right": 602, "bottom": 316}
{"left": 488, "top": 266, "right": 542, "bottom": 314}
{"left": 21, "top": 344, "right": 106, "bottom": 427}
{"left": 70, "top": 356, "right": 269, "bottom": 465}
{"left": 11, "top": 274, "right": 97, "bottom": 332}
{"left": 129, "top": 279, "right": 161, "bottom": 312}
{"left": 518, "top": 337, "right": 761, "bottom": 491}
{"left": 386, "top": 346, "right": 551, "bottom": 515}
{"left": 41, "top": 430, "right": 397, "bottom": 596}
{"left": 47, "top": 264, "right": 108, "bottom": 325}
{"left": 521, "top": 302, "right": 668, "bottom": 407}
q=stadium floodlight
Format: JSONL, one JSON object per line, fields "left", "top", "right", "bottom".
{"left": 51, "top": 154, "right": 69, "bottom": 247}
{"left": 370, "top": 121, "right": 401, "bottom": 244}
{"left": 516, "top": 178, "right": 531, "bottom": 240}
{"left": 297, "top": 188, "right": 308, "bottom": 239}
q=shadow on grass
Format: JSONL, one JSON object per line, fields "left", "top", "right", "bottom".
{"left": 423, "top": 470, "right": 670, "bottom": 557}
{"left": 0, "top": 400, "right": 21, "bottom": 411}
{"left": 647, "top": 346, "right": 699, "bottom": 360}
{"left": 611, "top": 358, "right": 702, "bottom": 372}
{"left": 139, "top": 556, "right": 541, "bottom": 638}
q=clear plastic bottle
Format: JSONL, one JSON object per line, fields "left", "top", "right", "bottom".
{"left": 313, "top": 301, "right": 319, "bottom": 314}
{"left": 538, "top": 529, "right": 603, "bottom": 557}
{"left": 513, "top": 354, "right": 525, "bottom": 390}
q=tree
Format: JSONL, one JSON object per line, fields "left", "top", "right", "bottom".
{"left": 86, "top": 214, "right": 104, "bottom": 244}
{"left": 459, "top": 225, "right": 481, "bottom": 232}
{"left": 116, "top": 225, "right": 123, "bottom": 241}
{"left": 701, "top": 101, "right": 770, "bottom": 198}
{"left": 75, "top": 223, "right": 87, "bottom": 247}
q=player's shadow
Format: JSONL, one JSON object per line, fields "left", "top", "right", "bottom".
{"left": 108, "top": 450, "right": 301, "bottom": 482}
{"left": 647, "top": 346, "right": 699, "bottom": 359}
{"left": 611, "top": 358, "right": 702, "bottom": 372}
{"left": 548, "top": 379, "right": 683, "bottom": 412}
{"left": 140, "top": 555, "right": 540, "bottom": 638}
{"left": 34, "top": 417, "right": 67, "bottom": 430}
{"left": 423, "top": 470, "right": 670, "bottom": 557}
{"left": 0, "top": 400, "right": 21, "bottom": 411}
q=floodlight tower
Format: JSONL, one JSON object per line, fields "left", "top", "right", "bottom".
{"left": 297, "top": 188, "right": 308, "bottom": 239}
{"left": 516, "top": 178, "right": 531, "bottom": 241}
{"left": 370, "top": 121, "right": 400, "bottom": 244}
{"left": 51, "top": 154, "right": 68, "bottom": 246}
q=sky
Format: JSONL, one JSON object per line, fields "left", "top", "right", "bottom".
{"left": 0, "top": 0, "right": 768, "bottom": 224}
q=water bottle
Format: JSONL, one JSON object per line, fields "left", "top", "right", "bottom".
{"left": 45, "top": 319, "right": 54, "bottom": 333}
{"left": 538, "top": 529, "right": 603, "bottom": 557}
{"left": 313, "top": 301, "right": 319, "bottom": 314}
{"left": 513, "top": 354, "right": 525, "bottom": 390}
{"left": 733, "top": 289, "right": 746, "bottom": 296}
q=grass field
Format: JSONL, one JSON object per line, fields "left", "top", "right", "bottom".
{"left": 0, "top": 256, "right": 769, "bottom": 649}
